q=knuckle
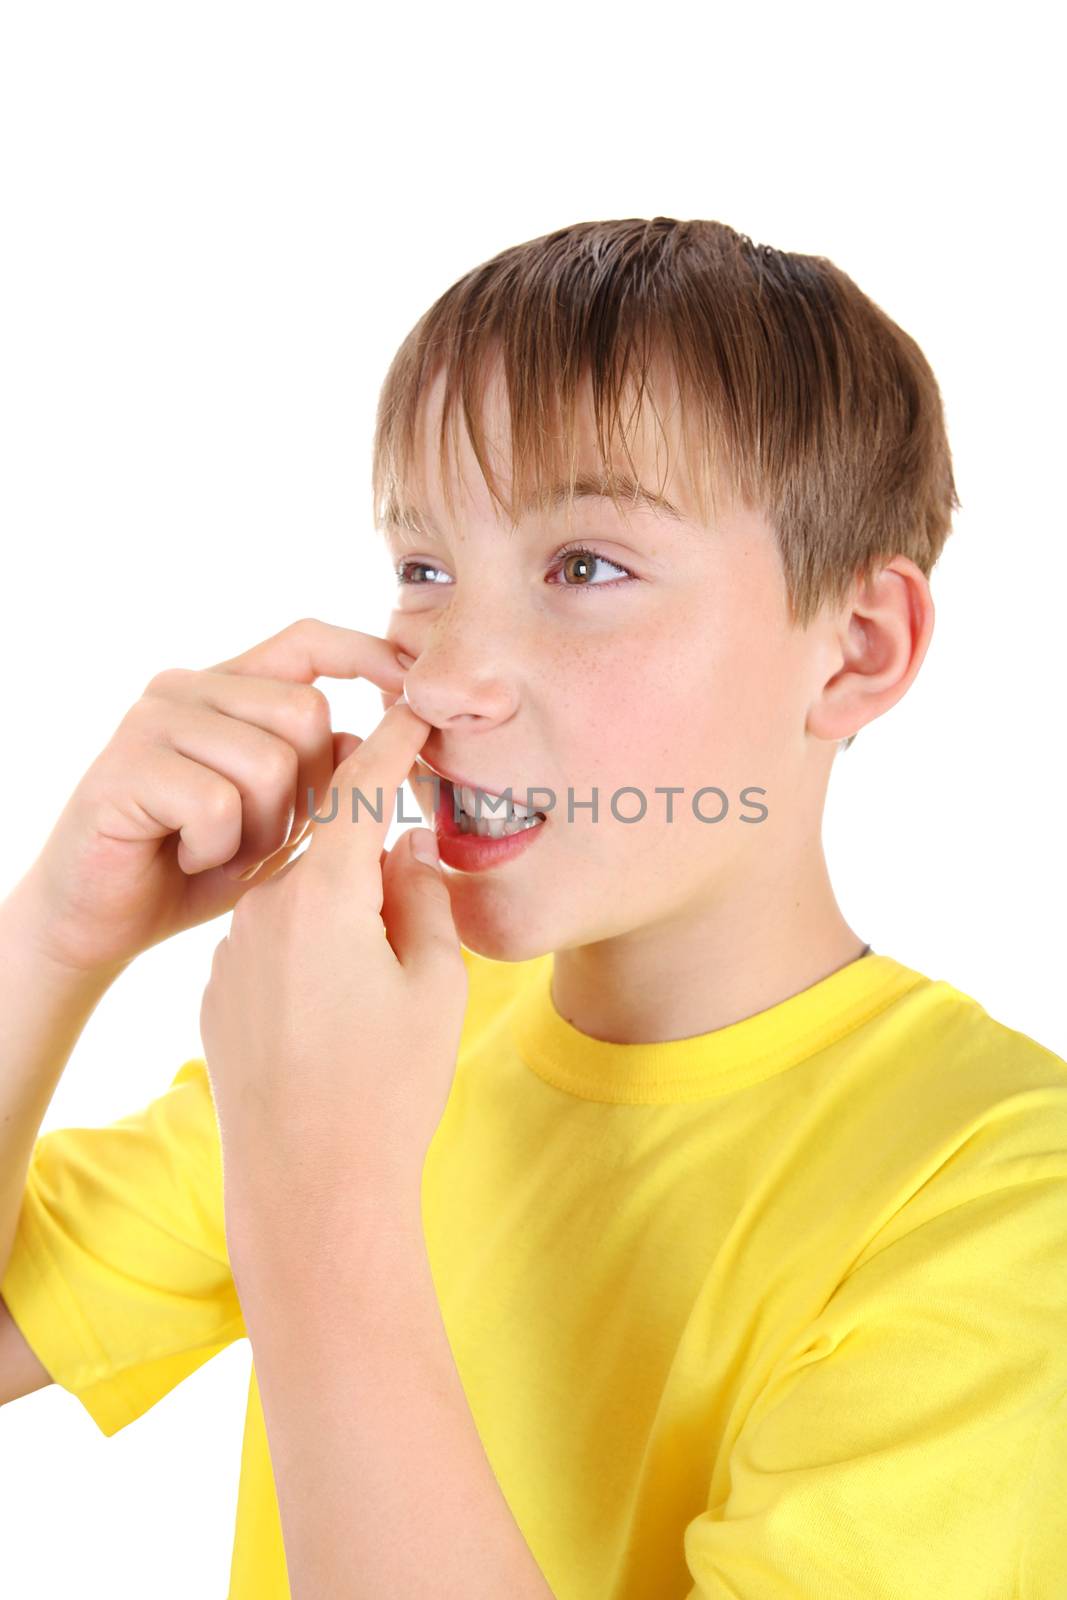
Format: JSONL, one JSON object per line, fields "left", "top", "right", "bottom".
{"left": 143, "top": 666, "right": 191, "bottom": 698}
{"left": 117, "top": 696, "right": 154, "bottom": 736}
{"left": 201, "top": 781, "right": 242, "bottom": 830}
{"left": 258, "top": 741, "right": 299, "bottom": 792}
{"left": 292, "top": 682, "right": 331, "bottom": 735}
{"left": 287, "top": 616, "right": 321, "bottom": 637}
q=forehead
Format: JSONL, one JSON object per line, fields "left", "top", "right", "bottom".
{"left": 384, "top": 471, "right": 688, "bottom": 544}
{"left": 386, "top": 352, "right": 708, "bottom": 539}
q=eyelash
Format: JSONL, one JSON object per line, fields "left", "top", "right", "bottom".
{"left": 393, "top": 543, "right": 639, "bottom": 595}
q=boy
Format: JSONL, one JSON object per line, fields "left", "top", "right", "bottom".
{"left": 1, "top": 217, "right": 1064, "bottom": 1598}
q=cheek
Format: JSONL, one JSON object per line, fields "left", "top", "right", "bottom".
{"left": 564, "top": 627, "right": 778, "bottom": 839}
{"left": 559, "top": 657, "right": 700, "bottom": 821}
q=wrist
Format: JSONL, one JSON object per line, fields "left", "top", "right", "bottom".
{"left": 0, "top": 872, "right": 128, "bottom": 997}
{"left": 225, "top": 1171, "right": 427, "bottom": 1292}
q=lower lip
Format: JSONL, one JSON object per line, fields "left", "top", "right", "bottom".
{"left": 433, "top": 779, "right": 548, "bottom": 872}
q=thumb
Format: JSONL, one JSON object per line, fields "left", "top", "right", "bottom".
{"left": 380, "top": 827, "right": 461, "bottom": 971}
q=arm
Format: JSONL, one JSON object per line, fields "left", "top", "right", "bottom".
{"left": 199, "top": 701, "right": 554, "bottom": 1596}
{"left": 232, "top": 1200, "right": 555, "bottom": 1600}
{"left": 0, "top": 875, "right": 126, "bottom": 1280}
{"left": 0, "top": 1291, "right": 52, "bottom": 1402}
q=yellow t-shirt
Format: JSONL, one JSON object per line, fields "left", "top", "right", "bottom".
{"left": 3, "top": 947, "right": 1066, "bottom": 1599}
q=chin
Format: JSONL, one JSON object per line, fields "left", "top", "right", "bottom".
{"left": 445, "top": 889, "right": 561, "bottom": 967}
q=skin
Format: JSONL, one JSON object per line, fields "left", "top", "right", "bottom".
{"left": 379, "top": 353, "right": 935, "bottom": 1047}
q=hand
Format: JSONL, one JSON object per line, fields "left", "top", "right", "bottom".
{"left": 197, "top": 699, "right": 468, "bottom": 1259}
{"left": 13, "top": 618, "right": 411, "bottom": 980}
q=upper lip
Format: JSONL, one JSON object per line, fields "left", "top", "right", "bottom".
{"left": 418, "top": 758, "right": 535, "bottom": 804}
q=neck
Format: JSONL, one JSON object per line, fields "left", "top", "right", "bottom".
{"left": 550, "top": 843, "right": 868, "bottom": 1047}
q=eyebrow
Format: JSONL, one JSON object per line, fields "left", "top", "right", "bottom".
{"left": 382, "top": 471, "right": 686, "bottom": 540}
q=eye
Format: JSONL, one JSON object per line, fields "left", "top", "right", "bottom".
{"left": 394, "top": 559, "right": 451, "bottom": 586}
{"left": 547, "top": 544, "right": 638, "bottom": 594}
{"left": 393, "top": 544, "right": 639, "bottom": 593}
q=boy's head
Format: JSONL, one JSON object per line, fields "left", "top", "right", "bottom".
{"left": 371, "top": 218, "right": 957, "bottom": 964}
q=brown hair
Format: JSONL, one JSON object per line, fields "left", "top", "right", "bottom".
{"left": 372, "top": 218, "right": 960, "bottom": 751}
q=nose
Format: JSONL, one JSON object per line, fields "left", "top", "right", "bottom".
{"left": 379, "top": 668, "right": 516, "bottom": 728}
{"left": 379, "top": 630, "right": 519, "bottom": 732}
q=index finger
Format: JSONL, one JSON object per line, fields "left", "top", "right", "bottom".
{"left": 309, "top": 699, "right": 434, "bottom": 869}
{"left": 207, "top": 616, "right": 407, "bottom": 694}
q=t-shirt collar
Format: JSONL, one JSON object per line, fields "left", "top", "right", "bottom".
{"left": 510, "top": 948, "right": 929, "bottom": 1104}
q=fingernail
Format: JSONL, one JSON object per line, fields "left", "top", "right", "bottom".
{"left": 396, "top": 650, "right": 416, "bottom": 669}
{"left": 411, "top": 828, "right": 439, "bottom": 866}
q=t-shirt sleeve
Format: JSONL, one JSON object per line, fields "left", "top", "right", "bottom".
{"left": 0, "top": 1056, "right": 244, "bottom": 1438}
{"left": 681, "top": 1138, "right": 1067, "bottom": 1598}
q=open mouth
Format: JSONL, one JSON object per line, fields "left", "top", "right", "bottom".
{"left": 440, "top": 777, "right": 548, "bottom": 838}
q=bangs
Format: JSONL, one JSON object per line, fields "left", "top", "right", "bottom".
{"left": 374, "top": 316, "right": 739, "bottom": 549}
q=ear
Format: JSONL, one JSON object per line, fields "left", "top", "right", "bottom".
{"left": 807, "top": 558, "right": 935, "bottom": 743}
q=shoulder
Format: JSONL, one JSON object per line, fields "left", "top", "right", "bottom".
{"left": 873, "top": 955, "right": 1067, "bottom": 1104}
{"left": 919, "top": 970, "right": 1067, "bottom": 1115}
{"left": 842, "top": 970, "right": 1067, "bottom": 1279}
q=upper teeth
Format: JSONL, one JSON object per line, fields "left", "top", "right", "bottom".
{"left": 458, "top": 784, "right": 533, "bottom": 819}
{"left": 454, "top": 783, "right": 543, "bottom": 837}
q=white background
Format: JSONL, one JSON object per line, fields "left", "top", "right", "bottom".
{"left": 0, "top": 2, "right": 1063, "bottom": 1593}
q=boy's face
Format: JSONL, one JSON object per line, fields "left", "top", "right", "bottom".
{"left": 380, "top": 355, "right": 840, "bottom": 964}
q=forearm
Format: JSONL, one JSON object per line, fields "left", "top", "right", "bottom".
{"left": 0, "top": 874, "right": 124, "bottom": 1274}
{"left": 232, "top": 1199, "right": 555, "bottom": 1600}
